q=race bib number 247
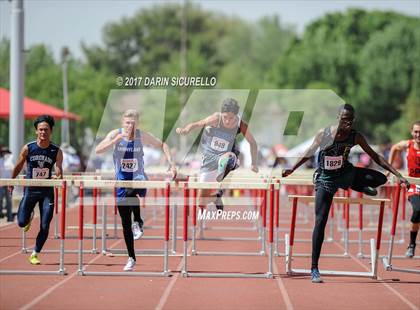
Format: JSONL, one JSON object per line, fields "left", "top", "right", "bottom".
{"left": 33, "top": 168, "right": 49, "bottom": 179}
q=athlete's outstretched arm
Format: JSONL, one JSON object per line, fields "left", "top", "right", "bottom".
{"left": 142, "top": 132, "right": 177, "bottom": 179}
{"left": 9, "top": 145, "right": 28, "bottom": 193}
{"left": 54, "top": 149, "right": 64, "bottom": 179}
{"left": 356, "top": 133, "right": 409, "bottom": 186}
{"left": 95, "top": 129, "right": 120, "bottom": 154}
{"left": 176, "top": 113, "right": 219, "bottom": 135}
{"left": 282, "top": 129, "right": 324, "bottom": 177}
{"left": 240, "top": 120, "right": 258, "bottom": 173}
{"left": 388, "top": 140, "right": 408, "bottom": 165}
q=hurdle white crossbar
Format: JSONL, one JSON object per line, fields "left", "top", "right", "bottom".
{"left": 178, "top": 181, "right": 279, "bottom": 190}
{"left": 285, "top": 195, "right": 388, "bottom": 279}
{"left": 72, "top": 179, "right": 174, "bottom": 189}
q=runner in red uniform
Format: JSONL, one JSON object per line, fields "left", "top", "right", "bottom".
{"left": 389, "top": 121, "right": 420, "bottom": 257}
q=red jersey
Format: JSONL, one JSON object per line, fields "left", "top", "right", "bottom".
{"left": 407, "top": 140, "right": 420, "bottom": 196}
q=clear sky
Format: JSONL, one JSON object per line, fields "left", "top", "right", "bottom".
{"left": 1, "top": 0, "right": 419, "bottom": 61}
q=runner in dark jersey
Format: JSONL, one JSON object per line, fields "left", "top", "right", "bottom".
{"left": 389, "top": 121, "right": 420, "bottom": 257}
{"left": 95, "top": 109, "right": 176, "bottom": 271}
{"left": 176, "top": 98, "right": 258, "bottom": 210}
{"left": 282, "top": 104, "right": 409, "bottom": 283}
{"left": 9, "top": 115, "right": 63, "bottom": 265}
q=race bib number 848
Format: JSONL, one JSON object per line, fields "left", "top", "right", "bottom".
{"left": 210, "top": 137, "right": 229, "bottom": 152}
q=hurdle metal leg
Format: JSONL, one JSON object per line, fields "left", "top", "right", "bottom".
{"left": 171, "top": 203, "right": 177, "bottom": 254}
{"left": 54, "top": 211, "right": 59, "bottom": 238}
{"left": 113, "top": 206, "right": 118, "bottom": 239}
{"left": 101, "top": 200, "right": 107, "bottom": 255}
{"left": 21, "top": 230, "right": 27, "bottom": 253}
{"left": 357, "top": 229, "right": 364, "bottom": 258}
{"left": 182, "top": 187, "right": 189, "bottom": 277}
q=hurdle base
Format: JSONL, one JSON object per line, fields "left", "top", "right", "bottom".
{"left": 288, "top": 268, "right": 375, "bottom": 279}
{"left": 197, "top": 236, "right": 260, "bottom": 242}
{"left": 384, "top": 255, "right": 420, "bottom": 260}
{"left": 0, "top": 270, "right": 67, "bottom": 276}
{"left": 201, "top": 226, "right": 259, "bottom": 232}
{"left": 276, "top": 238, "right": 332, "bottom": 243}
{"left": 103, "top": 249, "right": 168, "bottom": 256}
{"left": 276, "top": 252, "right": 350, "bottom": 258}
{"left": 105, "top": 252, "right": 183, "bottom": 257}
{"left": 382, "top": 257, "right": 420, "bottom": 274}
{"left": 78, "top": 271, "right": 170, "bottom": 277}
{"left": 192, "top": 251, "right": 265, "bottom": 256}
{"left": 182, "top": 272, "right": 272, "bottom": 278}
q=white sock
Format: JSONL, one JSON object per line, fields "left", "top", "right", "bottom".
{"left": 32, "top": 250, "right": 38, "bottom": 256}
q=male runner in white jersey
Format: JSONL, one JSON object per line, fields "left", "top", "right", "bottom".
{"left": 176, "top": 98, "right": 258, "bottom": 210}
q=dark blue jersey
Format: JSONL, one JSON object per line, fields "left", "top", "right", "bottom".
{"left": 26, "top": 141, "right": 59, "bottom": 192}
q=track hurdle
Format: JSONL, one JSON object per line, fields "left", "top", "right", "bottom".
{"left": 182, "top": 181, "right": 269, "bottom": 256}
{"left": 95, "top": 182, "right": 180, "bottom": 256}
{"left": 187, "top": 176, "right": 264, "bottom": 239}
{"left": 382, "top": 183, "right": 420, "bottom": 274}
{"left": 285, "top": 195, "right": 389, "bottom": 279}
{"left": 0, "top": 179, "right": 68, "bottom": 275}
{"left": 181, "top": 181, "right": 275, "bottom": 278}
{"left": 75, "top": 180, "right": 171, "bottom": 277}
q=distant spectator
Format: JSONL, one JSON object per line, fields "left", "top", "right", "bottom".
{"left": 61, "top": 143, "right": 81, "bottom": 173}
{"left": 0, "top": 145, "right": 13, "bottom": 221}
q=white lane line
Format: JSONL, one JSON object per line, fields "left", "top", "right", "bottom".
{"left": 155, "top": 243, "right": 192, "bottom": 310}
{"left": 272, "top": 252, "right": 294, "bottom": 310}
{"left": 20, "top": 238, "right": 123, "bottom": 310}
{"left": 334, "top": 242, "right": 418, "bottom": 310}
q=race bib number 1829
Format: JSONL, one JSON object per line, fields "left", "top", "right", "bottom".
{"left": 324, "top": 156, "right": 343, "bottom": 170}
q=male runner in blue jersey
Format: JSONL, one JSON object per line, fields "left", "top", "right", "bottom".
{"left": 96, "top": 109, "right": 176, "bottom": 271}
{"left": 9, "top": 115, "right": 63, "bottom": 265}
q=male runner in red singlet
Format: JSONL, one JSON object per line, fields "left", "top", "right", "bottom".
{"left": 389, "top": 121, "right": 420, "bottom": 258}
